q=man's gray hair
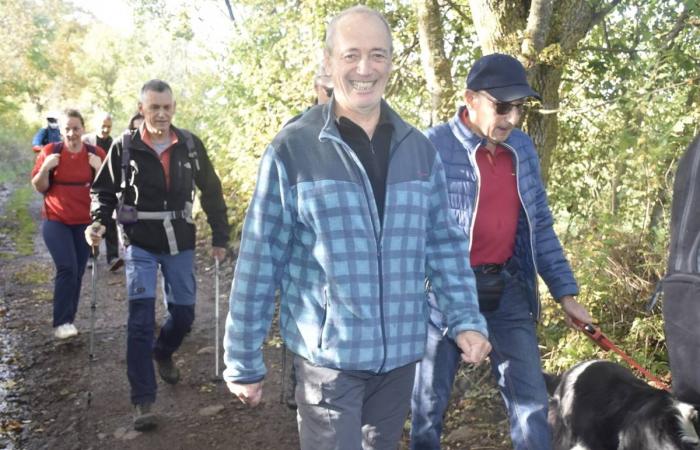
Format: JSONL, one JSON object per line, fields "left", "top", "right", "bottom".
{"left": 324, "top": 5, "right": 393, "bottom": 56}
{"left": 140, "top": 79, "right": 172, "bottom": 100}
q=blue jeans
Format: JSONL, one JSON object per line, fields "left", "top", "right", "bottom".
{"left": 410, "top": 272, "right": 551, "bottom": 450}
{"left": 125, "top": 245, "right": 196, "bottom": 405}
{"left": 42, "top": 220, "right": 90, "bottom": 327}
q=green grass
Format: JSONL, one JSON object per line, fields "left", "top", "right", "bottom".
{"left": 12, "top": 262, "right": 51, "bottom": 285}
{"left": 0, "top": 184, "right": 37, "bottom": 257}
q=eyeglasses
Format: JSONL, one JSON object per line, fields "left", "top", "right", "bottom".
{"left": 479, "top": 93, "right": 526, "bottom": 116}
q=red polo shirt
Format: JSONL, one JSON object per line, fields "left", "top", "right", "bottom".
{"left": 461, "top": 111, "right": 521, "bottom": 266}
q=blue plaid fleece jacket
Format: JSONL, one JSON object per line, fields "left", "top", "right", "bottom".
{"left": 426, "top": 107, "right": 579, "bottom": 327}
{"left": 223, "top": 100, "right": 487, "bottom": 383}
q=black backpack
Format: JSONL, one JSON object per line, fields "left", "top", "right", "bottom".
{"left": 662, "top": 134, "right": 700, "bottom": 406}
{"left": 48, "top": 142, "right": 98, "bottom": 187}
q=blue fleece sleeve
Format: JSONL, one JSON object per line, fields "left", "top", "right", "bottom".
{"left": 425, "top": 155, "right": 488, "bottom": 339}
{"left": 223, "top": 146, "right": 293, "bottom": 383}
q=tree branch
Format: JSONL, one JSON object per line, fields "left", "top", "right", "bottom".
{"left": 590, "top": 0, "right": 623, "bottom": 28}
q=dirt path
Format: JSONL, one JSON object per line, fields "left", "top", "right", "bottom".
{"left": 0, "top": 184, "right": 510, "bottom": 450}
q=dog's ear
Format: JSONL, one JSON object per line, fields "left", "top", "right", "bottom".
{"left": 542, "top": 372, "right": 561, "bottom": 396}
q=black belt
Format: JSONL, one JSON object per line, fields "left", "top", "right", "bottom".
{"left": 473, "top": 263, "right": 504, "bottom": 274}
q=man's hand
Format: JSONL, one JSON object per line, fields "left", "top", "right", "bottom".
{"left": 212, "top": 246, "right": 226, "bottom": 262}
{"left": 454, "top": 330, "right": 491, "bottom": 364}
{"left": 560, "top": 295, "right": 593, "bottom": 327}
{"left": 227, "top": 381, "right": 263, "bottom": 407}
{"left": 84, "top": 222, "right": 106, "bottom": 248}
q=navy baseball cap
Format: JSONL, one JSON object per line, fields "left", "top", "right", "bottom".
{"left": 466, "top": 53, "right": 541, "bottom": 102}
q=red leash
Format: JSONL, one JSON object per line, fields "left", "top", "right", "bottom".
{"left": 571, "top": 317, "right": 671, "bottom": 392}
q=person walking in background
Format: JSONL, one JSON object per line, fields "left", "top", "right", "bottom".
{"left": 409, "top": 53, "right": 593, "bottom": 450}
{"left": 127, "top": 112, "right": 144, "bottom": 132}
{"left": 85, "top": 80, "right": 229, "bottom": 432}
{"left": 223, "top": 6, "right": 490, "bottom": 450}
{"left": 312, "top": 69, "right": 333, "bottom": 105}
{"left": 31, "top": 111, "right": 62, "bottom": 153}
{"left": 83, "top": 112, "right": 120, "bottom": 267}
{"left": 284, "top": 66, "right": 333, "bottom": 127}
{"left": 30, "top": 109, "right": 106, "bottom": 339}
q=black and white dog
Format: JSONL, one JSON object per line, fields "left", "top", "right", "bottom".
{"left": 545, "top": 360, "right": 700, "bottom": 450}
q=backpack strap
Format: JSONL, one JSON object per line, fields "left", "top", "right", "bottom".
{"left": 179, "top": 129, "right": 199, "bottom": 201}
{"left": 84, "top": 143, "right": 97, "bottom": 155}
{"left": 47, "top": 142, "right": 97, "bottom": 187}
{"left": 180, "top": 129, "right": 199, "bottom": 171}
{"left": 120, "top": 130, "right": 133, "bottom": 190}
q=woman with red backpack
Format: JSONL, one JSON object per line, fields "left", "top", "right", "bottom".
{"left": 31, "top": 109, "right": 107, "bottom": 340}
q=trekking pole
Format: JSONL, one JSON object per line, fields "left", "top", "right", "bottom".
{"left": 214, "top": 258, "right": 220, "bottom": 379}
{"left": 87, "top": 244, "right": 98, "bottom": 407}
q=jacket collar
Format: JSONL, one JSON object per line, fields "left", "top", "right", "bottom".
{"left": 448, "top": 106, "right": 490, "bottom": 154}
{"left": 319, "top": 98, "right": 412, "bottom": 146}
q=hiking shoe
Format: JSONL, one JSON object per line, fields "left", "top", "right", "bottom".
{"left": 54, "top": 323, "right": 78, "bottom": 339}
{"left": 155, "top": 357, "right": 180, "bottom": 384}
{"left": 133, "top": 403, "right": 156, "bottom": 431}
{"left": 109, "top": 257, "right": 124, "bottom": 272}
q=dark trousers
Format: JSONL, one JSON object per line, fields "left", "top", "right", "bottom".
{"left": 295, "top": 357, "right": 416, "bottom": 450}
{"left": 127, "top": 298, "right": 194, "bottom": 405}
{"left": 103, "top": 218, "right": 119, "bottom": 261}
{"left": 42, "top": 220, "right": 90, "bottom": 327}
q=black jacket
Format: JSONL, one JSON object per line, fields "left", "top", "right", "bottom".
{"left": 90, "top": 126, "right": 229, "bottom": 254}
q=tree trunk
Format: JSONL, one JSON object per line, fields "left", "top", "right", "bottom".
{"left": 467, "top": 0, "right": 621, "bottom": 185}
{"left": 414, "top": 0, "right": 456, "bottom": 124}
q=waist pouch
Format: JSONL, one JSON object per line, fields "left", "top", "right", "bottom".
{"left": 474, "top": 267, "right": 506, "bottom": 312}
{"left": 116, "top": 201, "right": 138, "bottom": 225}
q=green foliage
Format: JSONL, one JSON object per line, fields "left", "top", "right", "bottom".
{"left": 539, "top": 0, "right": 699, "bottom": 375}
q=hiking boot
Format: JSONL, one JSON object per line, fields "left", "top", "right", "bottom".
{"left": 133, "top": 403, "right": 156, "bottom": 431}
{"left": 54, "top": 323, "right": 78, "bottom": 339}
{"left": 155, "top": 357, "right": 180, "bottom": 385}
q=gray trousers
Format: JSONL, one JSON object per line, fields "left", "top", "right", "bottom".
{"left": 294, "top": 356, "right": 416, "bottom": 450}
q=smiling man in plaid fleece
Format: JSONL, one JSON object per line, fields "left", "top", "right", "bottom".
{"left": 223, "top": 5, "right": 490, "bottom": 450}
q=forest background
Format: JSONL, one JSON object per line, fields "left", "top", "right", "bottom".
{"left": 1, "top": 0, "right": 699, "bottom": 378}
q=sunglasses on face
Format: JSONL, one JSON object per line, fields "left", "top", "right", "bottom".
{"left": 480, "top": 93, "right": 526, "bottom": 115}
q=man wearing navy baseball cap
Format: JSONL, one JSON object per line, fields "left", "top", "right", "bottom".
{"left": 410, "top": 53, "right": 592, "bottom": 450}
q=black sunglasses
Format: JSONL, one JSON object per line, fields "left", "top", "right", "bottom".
{"left": 480, "top": 93, "right": 526, "bottom": 115}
